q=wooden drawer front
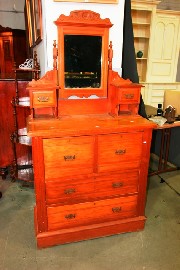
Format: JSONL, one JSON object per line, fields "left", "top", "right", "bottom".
{"left": 47, "top": 195, "right": 138, "bottom": 231}
{"left": 46, "top": 178, "right": 94, "bottom": 205}
{"left": 98, "top": 133, "right": 142, "bottom": 172}
{"left": 118, "top": 88, "right": 140, "bottom": 103}
{"left": 43, "top": 136, "right": 94, "bottom": 179}
{"left": 95, "top": 170, "right": 139, "bottom": 197}
{"left": 32, "top": 90, "right": 55, "bottom": 108}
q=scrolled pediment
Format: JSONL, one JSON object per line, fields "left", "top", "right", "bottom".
{"left": 55, "top": 10, "right": 112, "bottom": 27}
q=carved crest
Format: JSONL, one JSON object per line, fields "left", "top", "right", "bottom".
{"left": 0, "top": 25, "right": 12, "bottom": 32}
{"left": 55, "top": 10, "right": 112, "bottom": 27}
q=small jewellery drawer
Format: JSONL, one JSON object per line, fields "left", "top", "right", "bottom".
{"left": 98, "top": 133, "right": 142, "bottom": 172}
{"left": 47, "top": 195, "right": 138, "bottom": 231}
{"left": 31, "top": 90, "right": 56, "bottom": 108}
{"left": 45, "top": 178, "right": 94, "bottom": 205}
{"left": 94, "top": 170, "right": 139, "bottom": 197}
{"left": 43, "top": 136, "right": 94, "bottom": 179}
{"left": 117, "top": 88, "right": 140, "bottom": 103}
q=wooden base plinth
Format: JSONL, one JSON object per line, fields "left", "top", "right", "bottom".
{"left": 34, "top": 208, "right": 146, "bottom": 248}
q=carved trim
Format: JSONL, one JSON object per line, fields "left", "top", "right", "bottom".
{"left": 28, "top": 70, "right": 58, "bottom": 88}
{"left": 110, "top": 71, "right": 132, "bottom": 87}
{"left": 55, "top": 10, "right": 112, "bottom": 27}
{"left": 19, "top": 59, "right": 33, "bottom": 69}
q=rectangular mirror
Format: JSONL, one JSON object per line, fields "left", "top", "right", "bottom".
{"left": 55, "top": 10, "right": 113, "bottom": 99}
{"left": 64, "top": 35, "right": 102, "bottom": 89}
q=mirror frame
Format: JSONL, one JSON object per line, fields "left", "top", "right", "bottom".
{"left": 54, "top": 10, "right": 113, "bottom": 99}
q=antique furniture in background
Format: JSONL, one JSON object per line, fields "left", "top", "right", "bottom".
{"left": 0, "top": 25, "right": 31, "bottom": 178}
{"left": 147, "top": 90, "right": 180, "bottom": 176}
{"left": 131, "top": 1, "right": 180, "bottom": 107}
{"left": 10, "top": 52, "right": 40, "bottom": 183}
{"left": 0, "top": 80, "right": 30, "bottom": 179}
{"left": 0, "top": 52, "right": 40, "bottom": 180}
{"left": 0, "top": 26, "right": 28, "bottom": 79}
{"left": 27, "top": 10, "right": 156, "bottom": 248}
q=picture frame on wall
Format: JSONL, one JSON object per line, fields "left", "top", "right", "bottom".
{"left": 53, "top": 0, "right": 118, "bottom": 3}
{"left": 24, "top": 0, "right": 43, "bottom": 48}
{"left": 32, "top": 0, "right": 43, "bottom": 45}
{"left": 24, "top": 0, "right": 34, "bottom": 48}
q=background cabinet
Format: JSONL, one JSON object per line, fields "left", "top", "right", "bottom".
{"left": 131, "top": 8, "right": 152, "bottom": 82}
{"left": 147, "top": 10, "right": 180, "bottom": 83}
{"left": 131, "top": 0, "right": 159, "bottom": 83}
{"left": 131, "top": 1, "right": 180, "bottom": 108}
{"left": 0, "top": 26, "right": 28, "bottom": 79}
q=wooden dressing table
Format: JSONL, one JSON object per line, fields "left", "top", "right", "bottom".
{"left": 27, "top": 10, "right": 156, "bottom": 248}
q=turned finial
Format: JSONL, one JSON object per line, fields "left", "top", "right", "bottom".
{"left": 53, "top": 40, "right": 58, "bottom": 70}
{"left": 108, "top": 41, "right": 113, "bottom": 70}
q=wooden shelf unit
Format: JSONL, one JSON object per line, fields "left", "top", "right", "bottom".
{"left": 10, "top": 54, "right": 40, "bottom": 183}
{"left": 131, "top": 7, "right": 153, "bottom": 82}
{"left": 131, "top": 1, "right": 180, "bottom": 107}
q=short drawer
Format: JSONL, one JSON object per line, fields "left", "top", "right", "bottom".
{"left": 31, "top": 90, "right": 56, "bottom": 108}
{"left": 45, "top": 178, "right": 94, "bottom": 205}
{"left": 118, "top": 88, "right": 140, "bottom": 103}
{"left": 98, "top": 133, "right": 142, "bottom": 172}
{"left": 47, "top": 195, "right": 138, "bottom": 231}
{"left": 94, "top": 170, "right": 139, "bottom": 197}
{"left": 43, "top": 136, "right": 94, "bottom": 179}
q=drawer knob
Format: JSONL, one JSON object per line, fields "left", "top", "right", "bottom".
{"left": 64, "top": 155, "right": 76, "bottom": 161}
{"left": 112, "top": 207, "right": 121, "bottom": 213}
{"left": 65, "top": 213, "right": 76, "bottom": 219}
{"left": 115, "top": 149, "right": 126, "bottom": 155}
{"left": 37, "top": 96, "right": 49, "bottom": 102}
{"left": 124, "top": 93, "right": 134, "bottom": 99}
{"left": 112, "top": 182, "right": 123, "bottom": 188}
{"left": 64, "top": 188, "right": 76, "bottom": 194}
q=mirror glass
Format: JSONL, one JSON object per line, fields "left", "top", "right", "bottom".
{"left": 64, "top": 35, "right": 102, "bottom": 89}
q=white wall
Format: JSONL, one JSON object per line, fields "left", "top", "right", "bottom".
{"left": 0, "top": 0, "right": 25, "bottom": 29}
{"left": 35, "top": 0, "right": 125, "bottom": 76}
{"left": 0, "top": 0, "right": 125, "bottom": 76}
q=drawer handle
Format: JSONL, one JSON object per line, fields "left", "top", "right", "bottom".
{"left": 112, "top": 182, "right": 123, "bottom": 188}
{"left": 64, "top": 188, "right": 76, "bottom": 195}
{"left": 64, "top": 155, "right": 76, "bottom": 161}
{"left": 112, "top": 207, "right": 121, "bottom": 213}
{"left": 124, "top": 93, "right": 134, "bottom": 99}
{"left": 115, "top": 149, "right": 126, "bottom": 155}
{"left": 37, "top": 96, "right": 49, "bottom": 102}
{"left": 65, "top": 213, "right": 76, "bottom": 219}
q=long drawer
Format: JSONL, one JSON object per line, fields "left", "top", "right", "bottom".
{"left": 47, "top": 195, "right": 138, "bottom": 231}
{"left": 45, "top": 170, "right": 139, "bottom": 205}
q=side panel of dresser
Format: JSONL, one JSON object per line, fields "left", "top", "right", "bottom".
{"left": 0, "top": 80, "right": 30, "bottom": 178}
{"left": 32, "top": 128, "right": 153, "bottom": 248}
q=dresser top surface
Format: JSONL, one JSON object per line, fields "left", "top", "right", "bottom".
{"left": 27, "top": 114, "right": 156, "bottom": 137}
